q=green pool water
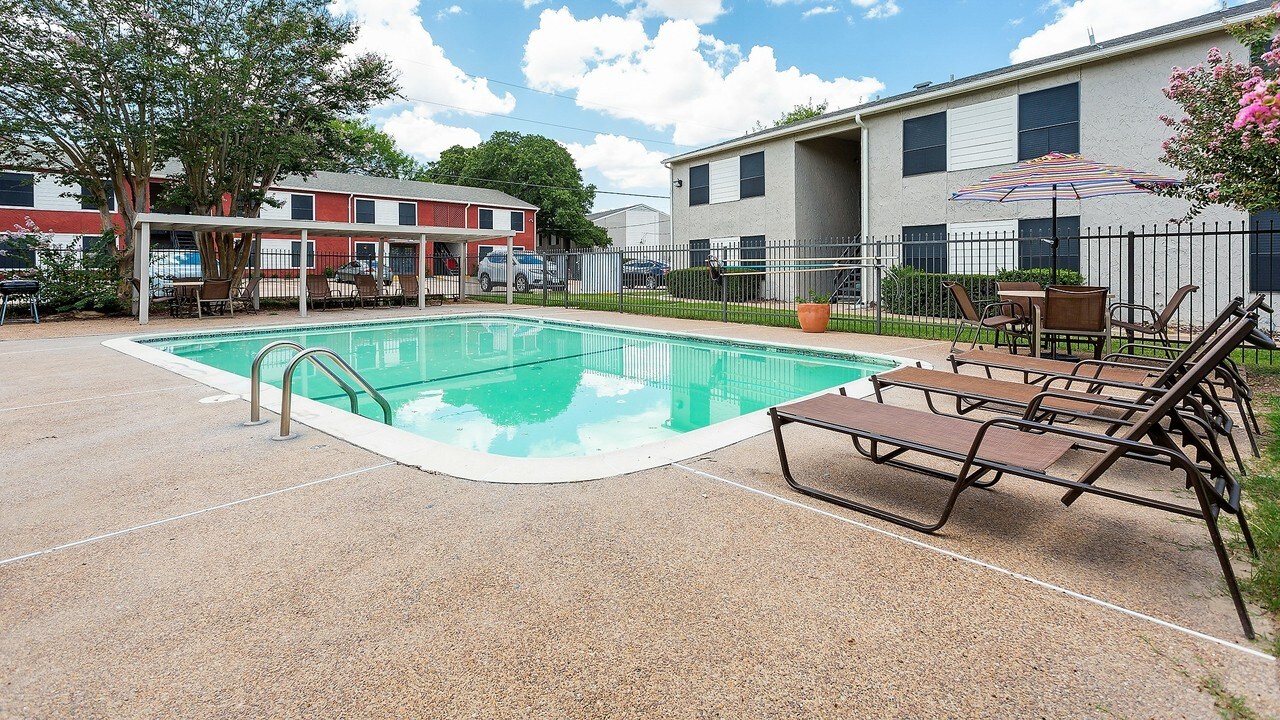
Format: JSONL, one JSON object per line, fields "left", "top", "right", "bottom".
{"left": 147, "top": 317, "right": 895, "bottom": 458}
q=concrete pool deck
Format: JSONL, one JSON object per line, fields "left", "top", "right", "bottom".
{"left": 1, "top": 304, "right": 1277, "bottom": 717}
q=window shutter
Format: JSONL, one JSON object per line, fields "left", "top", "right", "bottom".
{"left": 739, "top": 153, "right": 765, "bottom": 198}
{"left": 1250, "top": 210, "right": 1280, "bottom": 292}
{"left": 479, "top": 208, "right": 494, "bottom": 229}
{"left": 689, "top": 164, "right": 710, "bottom": 206}
{"left": 355, "top": 199, "right": 375, "bottom": 224}
{"left": 690, "top": 238, "right": 711, "bottom": 268}
{"left": 902, "top": 224, "right": 948, "bottom": 273}
{"left": 1017, "top": 216, "right": 1080, "bottom": 272}
{"left": 511, "top": 211, "right": 525, "bottom": 232}
{"left": 0, "top": 172, "right": 34, "bottom": 208}
{"left": 740, "top": 235, "right": 766, "bottom": 268}
{"left": 903, "top": 112, "right": 946, "bottom": 176}
{"left": 398, "top": 202, "right": 416, "bottom": 225}
{"left": 1018, "top": 83, "right": 1079, "bottom": 160}
{"left": 290, "top": 194, "right": 314, "bottom": 221}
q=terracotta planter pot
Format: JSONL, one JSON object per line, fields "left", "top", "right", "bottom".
{"left": 796, "top": 302, "right": 831, "bottom": 333}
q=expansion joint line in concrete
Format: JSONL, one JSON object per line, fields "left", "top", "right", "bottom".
{"left": 0, "top": 462, "right": 396, "bottom": 568}
{"left": 671, "top": 462, "right": 1274, "bottom": 662}
{"left": 0, "top": 384, "right": 198, "bottom": 412}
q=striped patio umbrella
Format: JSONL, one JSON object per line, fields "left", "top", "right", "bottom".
{"left": 949, "top": 152, "right": 1181, "bottom": 281}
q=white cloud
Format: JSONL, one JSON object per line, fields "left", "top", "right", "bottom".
{"left": 1009, "top": 0, "right": 1221, "bottom": 64}
{"left": 619, "top": 0, "right": 727, "bottom": 24}
{"left": 802, "top": 5, "right": 838, "bottom": 18}
{"left": 523, "top": 8, "right": 884, "bottom": 146}
{"left": 435, "top": 4, "right": 461, "bottom": 19}
{"left": 563, "top": 134, "right": 670, "bottom": 189}
{"left": 523, "top": 0, "right": 544, "bottom": 7}
{"left": 850, "top": 0, "right": 899, "bottom": 19}
{"left": 379, "top": 107, "right": 483, "bottom": 161}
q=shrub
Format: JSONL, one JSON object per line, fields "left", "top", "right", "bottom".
{"left": 666, "top": 267, "right": 763, "bottom": 301}
{"left": 2, "top": 221, "right": 123, "bottom": 313}
{"left": 879, "top": 265, "right": 1084, "bottom": 318}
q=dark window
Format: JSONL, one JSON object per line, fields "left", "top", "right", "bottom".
{"left": 290, "top": 194, "right": 314, "bottom": 221}
{"left": 291, "top": 241, "right": 315, "bottom": 268}
{"left": 0, "top": 172, "right": 34, "bottom": 207}
{"left": 690, "top": 238, "right": 711, "bottom": 268}
{"left": 398, "top": 202, "right": 416, "bottom": 226}
{"left": 902, "top": 224, "right": 948, "bottom": 273}
{"left": 355, "top": 242, "right": 376, "bottom": 260}
{"left": 1017, "top": 216, "right": 1080, "bottom": 272}
{"left": 739, "top": 152, "right": 765, "bottom": 198}
{"left": 1018, "top": 83, "right": 1079, "bottom": 160}
{"left": 479, "top": 247, "right": 497, "bottom": 263}
{"left": 1250, "top": 210, "right": 1280, "bottom": 292}
{"left": 902, "top": 112, "right": 946, "bottom": 176}
{"left": 479, "top": 208, "right": 494, "bottom": 229}
{"left": 740, "top": 235, "right": 766, "bottom": 268}
{"left": 80, "top": 181, "right": 115, "bottom": 211}
{"left": 0, "top": 238, "right": 35, "bottom": 268}
{"left": 510, "top": 211, "right": 525, "bottom": 232}
{"left": 80, "top": 234, "right": 111, "bottom": 257}
{"left": 689, "top": 164, "right": 710, "bottom": 206}
{"left": 355, "top": 199, "right": 375, "bottom": 224}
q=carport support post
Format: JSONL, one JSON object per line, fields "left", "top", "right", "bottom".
{"left": 253, "top": 235, "right": 262, "bottom": 311}
{"left": 138, "top": 221, "right": 151, "bottom": 325}
{"left": 377, "top": 239, "right": 386, "bottom": 292}
{"left": 417, "top": 234, "right": 426, "bottom": 309}
{"left": 505, "top": 234, "right": 514, "bottom": 305}
{"left": 298, "top": 229, "right": 308, "bottom": 317}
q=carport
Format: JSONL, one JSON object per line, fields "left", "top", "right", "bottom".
{"left": 130, "top": 213, "right": 516, "bottom": 324}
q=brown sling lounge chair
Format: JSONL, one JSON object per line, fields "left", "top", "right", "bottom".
{"left": 1110, "top": 283, "right": 1198, "bottom": 348}
{"left": 306, "top": 274, "right": 348, "bottom": 310}
{"left": 396, "top": 274, "right": 445, "bottom": 307}
{"left": 354, "top": 273, "right": 392, "bottom": 308}
{"left": 768, "top": 314, "right": 1262, "bottom": 638}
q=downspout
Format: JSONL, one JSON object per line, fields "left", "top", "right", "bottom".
{"left": 853, "top": 112, "right": 875, "bottom": 307}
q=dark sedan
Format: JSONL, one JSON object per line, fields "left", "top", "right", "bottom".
{"left": 621, "top": 259, "right": 670, "bottom": 289}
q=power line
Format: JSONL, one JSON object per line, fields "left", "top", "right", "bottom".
{"left": 402, "top": 96, "right": 683, "bottom": 148}
{"left": 384, "top": 53, "right": 745, "bottom": 139}
{"left": 421, "top": 170, "right": 670, "bottom": 199}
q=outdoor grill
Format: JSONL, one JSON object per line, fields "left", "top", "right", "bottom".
{"left": 0, "top": 279, "right": 40, "bottom": 325}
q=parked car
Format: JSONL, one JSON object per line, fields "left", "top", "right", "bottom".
{"left": 621, "top": 259, "right": 670, "bottom": 289}
{"left": 148, "top": 250, "right": 202, "bottom": 294}
{"left": 334, "top": 259, "right": 392, "bottom": 285}
{"left": 477, "top": 251, "right": 564, "bottom": 293}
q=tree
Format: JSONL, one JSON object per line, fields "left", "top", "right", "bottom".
{"left": 423, "top": 132, "right": 608, "bottom": 248}
{"left": 0, "top": 0, "right": 165, "bottom": 281}
{"left": 324, "top": 119, "right": 427, "bottom": 180}
{"left": 1157, "top": 12, "right": 1280, "bottom": 216}
{"left": 750, "top": 99, "right": 829, "bottom": 133}
{"left": 153, "top": 0, "right": 397, "bottom": 282}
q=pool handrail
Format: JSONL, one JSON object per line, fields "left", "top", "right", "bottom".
{"left": 247, "top": 340, "right": 362, "bottom": 424}
{"left": 277, "top": 347, "right": 393, "bottom": 439}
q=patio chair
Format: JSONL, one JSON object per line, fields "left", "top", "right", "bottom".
{"left": 196, "top": 278, "right": 233, "bottom": 319}
{"left": 1040, "top": 286, "right": 1109, "bottom": 358}
{"left": 306, "top": 274, "right": 347, "bottom": 311}
{"left": 353, "top": 273, "right": 392, "bottom": 308}
{"left": 943, "top": 281, "right": 1030, "bottom": 354}
{"left": 768, "top": 313, "right": 1263, "bottom": 638}
{"left": 1109, "top": 284, "right": 1198, "bottom": 348}
{"left": 396, "top": 274, "right": 445, "bottom": 307}
{"left": 995, "top": 281, "right": 1042, "bottom": 322}
{"left": 231, "top": 275, "right": 261, "bottom": 314}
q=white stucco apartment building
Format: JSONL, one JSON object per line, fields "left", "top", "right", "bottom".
{"left": 664, "top": 1, "right": 1278, "bottom": 312}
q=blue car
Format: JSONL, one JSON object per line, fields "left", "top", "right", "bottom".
{"left": 622, "top": 259, "right": 670, "bottom": 289}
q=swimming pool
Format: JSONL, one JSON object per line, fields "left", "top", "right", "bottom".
{"left": 108, "top": 314, "right": 910, "bottom": 482}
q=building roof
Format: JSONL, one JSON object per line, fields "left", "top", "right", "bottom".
{"left": 272, "top": 170, "right": 538, "bottom": 210}
{"left": 665, "top": 0, "right": 1273, "bottom": 165}
{"left": 586, "top": 203, "right": 669, "bottom": 221}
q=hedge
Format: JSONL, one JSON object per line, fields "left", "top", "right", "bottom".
{"left": 880, "top": 266, "right": 1084, "bottom": 318}
{"left": 666, "top": 267, "right": 763, "bottom": 301}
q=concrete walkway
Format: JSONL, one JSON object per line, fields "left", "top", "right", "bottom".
{"left": 1, "top": 304, "right": 1276, "bottom": 718}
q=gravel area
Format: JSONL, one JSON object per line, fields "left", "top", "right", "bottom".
{"left": 1, "top": 305, "right": 1276, "bottom": 718}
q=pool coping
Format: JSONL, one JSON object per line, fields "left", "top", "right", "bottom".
{"left": 103, "top": 313, "right": 926, "bottom": 484}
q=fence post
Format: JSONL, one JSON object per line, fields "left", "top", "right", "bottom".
{"left": 874, "top": 263, "right": 883, "bottom": 335}
{"left": 721, "top": 273, "right": 728, "bottom": 323}
{"left": 565, "top": 253, "right": 570, "bottom": 309}
{"left": 617, "top": 251, "right": 624, "bottom": 314}
{"left": 1125, "top": 230, "right": 1136, "bottom": 325}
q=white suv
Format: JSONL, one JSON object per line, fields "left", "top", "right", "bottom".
{"left": 477, "top": 251, "right": 564, "bottom": 292}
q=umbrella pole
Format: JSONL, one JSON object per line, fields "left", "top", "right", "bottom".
{"left": 1050, "top": 187, "right": 1059, "bottom": 285}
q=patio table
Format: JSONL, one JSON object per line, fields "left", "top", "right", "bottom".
{"left": 170, "top": 280, "right": 203, "bottom": 318}
{"left": 997, "top": 289, "right": 1111, "bottom": 358}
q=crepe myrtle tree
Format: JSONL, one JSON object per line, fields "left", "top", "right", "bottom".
{"left": 1157, "top": 8, "right": 1280, "bottom": 216}
{"left": 153, "top": 0, "right": 397, "bottom": 283}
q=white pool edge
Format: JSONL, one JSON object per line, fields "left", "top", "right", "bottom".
{"left": 103, "top": 312, "right": 927, "bottom": 484}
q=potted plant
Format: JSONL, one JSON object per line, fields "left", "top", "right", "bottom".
{"left": 796, "top": 289, "right": 832, "bottom": 333}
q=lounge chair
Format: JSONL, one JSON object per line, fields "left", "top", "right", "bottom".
{"left": 196, "top": 279, "right": 233, "bottom": 319}
{"left": 943, "top": 281, "right": 1030, "bottom": 354}
{"left": 768, "top": 313, "right": 1262, "bottom": 638}
{"left": 353, "top": 274, "right": 392, "bottom": 308}
{"left": 396, "top": 274, "right": 445, "bottom": 307}
{"left": 306, "top": 274, "right": 348, "bottom": 310}
{"left": 231, "top": 275, "right": 261, "bottom": 314}
{"left": 1110, "top": 283, "right": 1198, "bottom": 348}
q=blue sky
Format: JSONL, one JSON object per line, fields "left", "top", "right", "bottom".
{"left": 331, "top": 0, "right": 1240, "bottom": 212}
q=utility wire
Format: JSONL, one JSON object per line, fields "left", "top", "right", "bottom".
{"left": 402, "top": 96, "right": 683, "bottom": 148}
{"left": 421, "top": 170, "right": 670, "bottom": 199}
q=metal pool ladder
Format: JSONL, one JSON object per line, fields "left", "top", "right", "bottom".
{"left": 246, "top": 340, "right": 392, "bottom": 440}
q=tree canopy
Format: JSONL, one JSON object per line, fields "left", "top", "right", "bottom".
{"left": 750, "top": 99, "right": 829, "bottom": 133}
{"left": 423, "top": 131, "right": 608, "bottom": 248}
{"left": 323, "top": 120, "right": 427, "bottom": 180}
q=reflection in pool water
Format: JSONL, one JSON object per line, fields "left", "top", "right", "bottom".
{"left": 152, "top": 317, "right": 893, "bottom": 458}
